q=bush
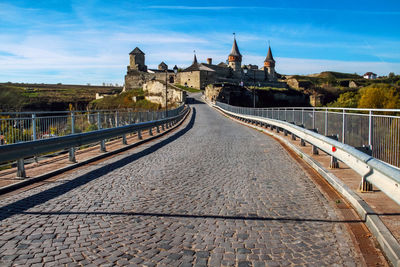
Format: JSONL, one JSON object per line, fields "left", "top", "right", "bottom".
{"left": 327, "top": 91, "right": 360, "bottom": 108}
{"left": 358, "top": 84, "right": 400, "bottom": 109}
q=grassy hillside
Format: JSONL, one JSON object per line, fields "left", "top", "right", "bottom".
{"left": 317, "top": 71, "right": 361, "bottom": 79}
{"left": 88, "top": 89, "right": 160, "bottom": 110}
{"left": 0, "top": 83, "right": 122, "bottom": 111}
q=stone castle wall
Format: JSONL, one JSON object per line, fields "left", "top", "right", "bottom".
{"left": 177, "top": 71, "right": 201, "bottom": 89}
{"left": 143, "top": 80, "right": 186, "bottom": 107}
{"left": 125, "top": 70, "right": 175, "bottom": 90}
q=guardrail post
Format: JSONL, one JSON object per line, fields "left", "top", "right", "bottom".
{"left": 330, "top": 156, "right": 339, "bottom": 168}
{"left": 17, "top": 158, "right": 26, "bottom": 178}
{"left": 98, "top": 112, "right": 106, "bottom": 152}
{"left": 327, "top": 135, "right": 339, "bottom": 168}
{"left": 149, "top": 126, "right": 153, "bottom": 136}
{"left": 283, "top": 129, "right": 288, "bottom": 136}
{"left": 156, "top": 125, "right": 160, "bottom": 133}
{"left": 309, "top": 129, "right": 319, "bottom": 155}
{"left": 300, "top": 138, "right": 306, "bottom": 146}
{"left": 161, "top": 123, "right": 165, "bottom": 131}
{"left": 355, "top": 146, "right": 373, "bottom": 192}
{"left": 298, "top": 124, "right": 306, "bottom": 146}
{"left": 360, "top": 176, "right": 373, "bottom": 192}
{"left": 116, "top": 111, "right": 127, "bottom": 145}
{"left": 291, "top": 132, "right": 296, "bottom": 140}
{"left": 69, "top": 112, "right": 76, "bottom": 162}
{"left": 312, "top": 145, "right": 319, "bottom": 155}
{"left": 122, "top": 134, "right": 127, "bottom": 145}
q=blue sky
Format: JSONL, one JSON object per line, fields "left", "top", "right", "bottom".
{"left": 0, "top": 0, "right": 399, "bottom": 85}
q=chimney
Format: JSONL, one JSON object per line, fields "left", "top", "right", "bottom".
{"left": 207, "top": 58, "right": 212, "bottom": 65}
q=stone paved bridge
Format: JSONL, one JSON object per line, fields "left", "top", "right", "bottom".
{"left": 0, "top": 95, "right": 365, "bottom": 266}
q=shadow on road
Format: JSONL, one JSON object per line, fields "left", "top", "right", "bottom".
{"left": 186, "top": 97, "right": 205, "bottom": 105}
{"left": 19, "top": 210, "right": 365, "bottom": 224}
{"left": 0, "top": 108, "right": 197, "bottom": 222}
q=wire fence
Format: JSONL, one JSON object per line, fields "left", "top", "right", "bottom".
{"left": 0, "top": 105, "right": 185, "bottom": 145}
{"left": 216, "top": 102, "right": 400, "bottom": 168}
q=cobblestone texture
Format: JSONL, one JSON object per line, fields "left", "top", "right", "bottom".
{"left": 0, "top": 96, "right": 360, "bottom": 266}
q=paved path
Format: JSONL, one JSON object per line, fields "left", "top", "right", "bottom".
{"left": 0, "top": 95, "right": 360, "bottom": 266}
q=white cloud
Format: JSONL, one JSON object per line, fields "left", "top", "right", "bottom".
{"left": 0, "top": 2, "right": 399, "bottom": 84}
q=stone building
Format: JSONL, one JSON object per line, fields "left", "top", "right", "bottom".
{"left": 125, "top": 47, "right": 176, "bottom": 90}
{"left": 178, "top": 37, "right": 280, "bottom": 89}
{"left": 286, "top": 78, "right": 313, "bottom": 90}
{"left": 124, "top": 37, "right": 283, "bottom": 90}
{"left": 143, "top": 81, "right": 186, "bottom": 107}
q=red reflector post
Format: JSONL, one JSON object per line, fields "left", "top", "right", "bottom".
{"left": 332, "top": 146, "right": 337, "bottom": 152}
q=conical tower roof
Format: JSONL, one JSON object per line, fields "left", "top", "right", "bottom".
{"left": 129, "top": 47, "right": 145, "bottom": 55}
{"left": 229, "top": 38, "right": 242, "bottom": 57}
{"left": 264, "top": 46, "right": 275, "bottom": 62}
{"left": 193, "top": 54, "right": 198, "bottom": 64}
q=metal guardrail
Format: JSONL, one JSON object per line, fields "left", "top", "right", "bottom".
{"left": 0, "top": 104, "right": 188, "bottom": 178}
{"left": 214, "top": 101, "right": 400, "bottom": 206}
{"left": 214, "top": 104, "right": 400, "bottom": 168}
{"left": 0, "top": 106, "right": 185, "bottom": 145}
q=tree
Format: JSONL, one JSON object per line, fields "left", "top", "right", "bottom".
{"left": 358, "top": 84, "right": 400, "bottom": 109}
{"left": 327, "top": 91, "right": 360, "bottom": 108}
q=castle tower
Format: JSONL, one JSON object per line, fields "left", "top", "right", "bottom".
{"left": 264, "top": 46, "right": 276, "bottom": 80}
{"left": 228, "top": 36, "right": 242, "bottom": 72}
{"left": 129, "top": 47, "right": 147, "bottom": 72}
{"left": 158, "top": 61, "right": 168, "bottom": 71}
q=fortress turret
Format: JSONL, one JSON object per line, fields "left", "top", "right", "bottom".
{"left": 264, "top": 46, "right": 276, "bottom": 81}
{"left": 129, "top": 47, "right": 147, "bottom": 72}
{"left": 228, "top": 36, "right": 242, "bottom": 72}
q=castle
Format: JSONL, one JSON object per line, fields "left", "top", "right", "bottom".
{"left": 124, "top": 37, "right": 281, "bottom": 90}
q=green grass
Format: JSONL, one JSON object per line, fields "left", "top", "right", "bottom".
{"left": 174, "top": 84, "right": 202, "bottom": 93}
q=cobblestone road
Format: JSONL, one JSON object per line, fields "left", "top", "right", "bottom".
{"left": 0, "top": 95, "right": 361, "bottom": 266}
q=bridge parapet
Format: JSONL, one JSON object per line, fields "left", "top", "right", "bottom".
{"left": 215, "top": 101, "right": 400, "bottom": 205}
{"left": 212, "top": 101, "right": 400, "bottom": 266}
{"left": 0, "top": 104, "right": 188, "bottom": 178}
{"left": 216, "top": 104, "right": 400, "bottom": 168}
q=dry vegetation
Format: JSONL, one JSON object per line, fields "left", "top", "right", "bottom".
{"left": 0, "top": 83, "right": 122, "bottom": 111}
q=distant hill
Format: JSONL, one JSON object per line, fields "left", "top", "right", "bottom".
{"left": 0, "top": 83, "right": 122, "bottom": 111}
{"left": 316, "top": 71, "right": 361, "bottom": 79}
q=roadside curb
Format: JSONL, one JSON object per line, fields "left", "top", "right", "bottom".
{"left": 0, "top": 107, "right": 191, "bottom": 196}
{"left": 209, "top": 102, "right": 400, "bottom": 267}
